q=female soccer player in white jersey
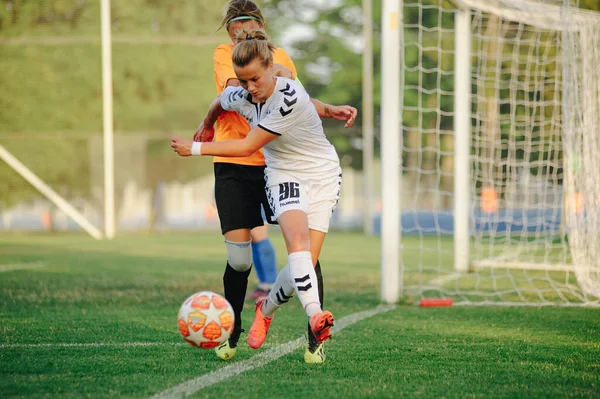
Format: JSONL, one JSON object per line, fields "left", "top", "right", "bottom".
{"left": 171, "top": 29, "right": 357, "bottom": 352}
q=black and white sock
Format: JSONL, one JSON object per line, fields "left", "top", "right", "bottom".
{"left": 289, "top": 251, "right": 321, "bottom": 318}
{"left": 262, "top": 264, "right": 294, "bottom": 318}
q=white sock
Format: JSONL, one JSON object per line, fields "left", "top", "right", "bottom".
{"left": 288, "top": 251, "right": 321, "bottom": 318}
{"left": 262, "top": 264, "right": 294, "bottom": 318}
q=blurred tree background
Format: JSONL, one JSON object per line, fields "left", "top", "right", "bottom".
{"left": 0, "top": 0, "right": 227, "bottom": 208}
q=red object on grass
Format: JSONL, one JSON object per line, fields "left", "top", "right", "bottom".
{"left": 419, "top": 298, "right": 453, "bottom": 307}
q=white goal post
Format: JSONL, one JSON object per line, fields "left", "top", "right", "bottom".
{"left": 385, "top": 0, "right": 600, "bottom": 306}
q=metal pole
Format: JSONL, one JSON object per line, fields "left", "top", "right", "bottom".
{"left": 362, "top": 0, "right": 374, "bottom": 235}
{"left": 101, "top": 0, "right": 115, "bottom": 239}
{"left": 380, "top": 0, "right": 402, "bottom": 304}
{"left": 453, "top": 7, "right": 471, "bottom": 272}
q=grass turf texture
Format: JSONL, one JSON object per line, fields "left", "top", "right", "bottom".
{"left": 1, "top": 232, "right": 599, "bottom": 398}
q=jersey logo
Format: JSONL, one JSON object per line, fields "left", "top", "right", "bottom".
{"left": 279, "top": 107, "right": 293, "bottom": 117}
{"left": 227, "top": 88, "right": 245, "bottom": 104}
{"left": 279, "top": 83, "right": 296, "bottom": 97}
{"left": 283, "top": 97, "right": 297, "bottom": 107}
{"left": 278, "top": 83, "right": 297, "bottom": 117}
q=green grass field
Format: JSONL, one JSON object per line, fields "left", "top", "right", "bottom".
{"left": 1, "top": 232, "right": 599, "bottom": 398}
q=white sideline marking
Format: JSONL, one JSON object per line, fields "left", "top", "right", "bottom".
{"left": 0, "top": 342, "right": 187, "bottom": 349}
{"left": 148, "top": 304, "right": 396, "bottom": 399}
{"left": 0, "top": 261, "right": 47, "bottom": 272}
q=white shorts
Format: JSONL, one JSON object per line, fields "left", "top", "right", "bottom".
{"left": 265, "top": 168, "right": 342, "bottom": 233}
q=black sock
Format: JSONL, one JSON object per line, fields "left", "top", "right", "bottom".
{"left": 223, "top": 262, "right": 251, "bottom": 332}
{"left": 307, "top": 260, "right": 324, "bottom": 340}
{"left": 316, "top": 260, "right": 324, "bottom": 306}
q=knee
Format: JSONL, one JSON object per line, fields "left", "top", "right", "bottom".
{"left": 285, "top": 232, "right": 310, "bottom": 253}
{"left": 225, "top": 240, "right": 253, "bottom": 272}
{"left": 250, "top": 225, "right": 269, "bottom": 242}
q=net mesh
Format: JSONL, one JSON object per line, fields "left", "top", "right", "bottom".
{"left": 400, "top": 0, "right": 600, "bottom": 305}
{"left": 560, "top": 3, "right": 600, "bottom": 299}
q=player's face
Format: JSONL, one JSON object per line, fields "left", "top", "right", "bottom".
{"left": 234, "top": 59, "right": 276, "bottom": 103}
{"left": 227, "top": 20, "right": 264, "bottom": 45}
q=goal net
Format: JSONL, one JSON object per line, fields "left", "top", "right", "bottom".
{"left": 399, "top": 0, "right": 600, "bottom": 306}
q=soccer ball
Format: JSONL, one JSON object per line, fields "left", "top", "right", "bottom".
{"left": 177, "top": 291, "right": 235, "bottom": 349}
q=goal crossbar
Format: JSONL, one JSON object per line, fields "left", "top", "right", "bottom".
{"left": 456, "top": 0, "right": 600, "bottom": 30}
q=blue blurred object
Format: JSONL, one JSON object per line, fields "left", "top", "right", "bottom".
{"left": 372, "top": 208, "right": 563, "bottom": 235}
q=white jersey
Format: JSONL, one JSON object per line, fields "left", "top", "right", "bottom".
{"left": 219, "top": 77, "right": 340, "bottom": 177}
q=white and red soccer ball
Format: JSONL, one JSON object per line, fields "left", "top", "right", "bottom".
{"left": 177, "top": 291, "right": 235, "bottom": 349}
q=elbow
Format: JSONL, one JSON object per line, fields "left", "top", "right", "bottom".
{"left": 240, "top": 143, "right": 261, "bottom": 157}
{"left": 240, "top": 147, "right": 256, "bottom": 157}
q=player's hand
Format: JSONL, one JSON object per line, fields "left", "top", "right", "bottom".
{"left": 193, "top": 122, "right": 215, "bottom": 142}
{"left": 272, "top": 63, "right": 294, "bottom": 79}
{"left": 327, "top": 105, "right": 358, "bottom": 128}
{"left": 171, "top": 137, "right": 193, "bottom": 157}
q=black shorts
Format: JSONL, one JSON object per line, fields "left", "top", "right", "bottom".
{"left": 214, "top": 162, "right": 275, "bottom": 235}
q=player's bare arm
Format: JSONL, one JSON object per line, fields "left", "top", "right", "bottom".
{"left": 272, "top": 64, "right": 294, "bottom": 79}
{"left": 193, "top": 121, "right": 215, "bottom": 142}
{"left": 173, "top": 126, "right": 277, "bottom": 158}
{"left": 310, "top": 99, "right": 358, "bottom": 128}
{"left": 225, "top": 78, "right": 241, "bottom": 87}
{"left": 192, "top": 97, "right": 224, "bottom": 142}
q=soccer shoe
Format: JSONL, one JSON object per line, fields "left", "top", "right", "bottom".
{"left": 309, "top": 311, "right": 334, "bottom": 343}
{"left": 246, "top": 288, "right": 269, "bottom": 301}
{"left": 215, "top": 328, "right": 243, "bottom": 361}
{"left": 215, "top": 339, "right": 236, "bottom": 360}
{"left": 304, "top": 332, "right": 326, "bottom": 364}
{"left": 247, "top": 299, "right": 273, "bottom": 349}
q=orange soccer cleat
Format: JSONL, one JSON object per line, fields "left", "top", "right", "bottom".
{"left": 247, "top": 299, "right": 273, "bottom": 349}
{"left": 309, "top": 311, "right": 334, "bottom": 343}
